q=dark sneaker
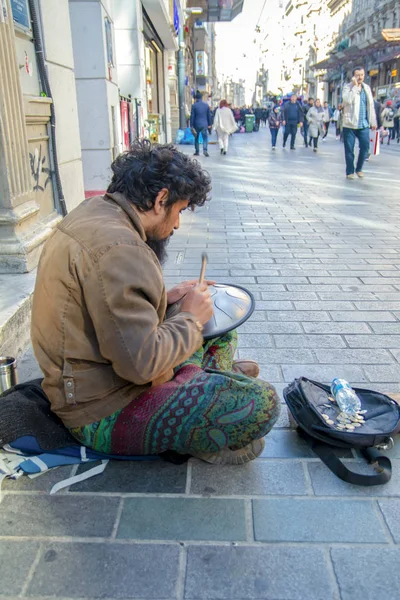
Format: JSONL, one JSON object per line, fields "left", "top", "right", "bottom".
{"left": 204, "top": 151, "right": 209, "bottom": 157}
{"left": 194, "top": 152, "right": 199, "bottom": 156}
{"left": 220, "top": 148, "right": 224, "bottom": 155}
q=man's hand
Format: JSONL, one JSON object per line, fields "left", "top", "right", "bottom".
{"left": 351, "top": 76, "right": 357, "bottom": 87}
{"left": 180, "top": 282, "right": 214, "bottom": 325}
{"left": 282, "top": 120, "right": 286, "bottom": 126}
{"left": 299, "top": 122, "right": 303, "bottom": 127}
{"left": 167, "top": 279, "right": 215, "bottom": 305}
{"left": 371, "top": 125, "right": 377, "bottom": 130}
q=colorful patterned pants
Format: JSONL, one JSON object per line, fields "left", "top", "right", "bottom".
{"left": 69, "top": 331, "right": 281, "bottom": 456}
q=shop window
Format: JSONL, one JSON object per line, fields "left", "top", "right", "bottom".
{"left": 10, "top": 0, "right": 30, "bottom": 31}
{"left": 104, "top": 17, "right": 114, "bottom": 68}
{"left": 145, "top": 44, "right": 159, "bottom": 114}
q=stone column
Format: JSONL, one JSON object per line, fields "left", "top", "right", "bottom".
{"left": 0, "top": 0, "right": 61, "bottom": 273}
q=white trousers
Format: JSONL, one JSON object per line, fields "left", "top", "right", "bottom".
{"left": 218, "top": 132, "right": 229, "bottom": 152}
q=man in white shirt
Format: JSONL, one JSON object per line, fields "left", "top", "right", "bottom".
{"left": 342, "top": 66, "right": 377, "bottom": 179}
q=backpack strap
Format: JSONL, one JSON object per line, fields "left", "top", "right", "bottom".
{"left": 300, "top": 431, "right": 392, "bottom": 486}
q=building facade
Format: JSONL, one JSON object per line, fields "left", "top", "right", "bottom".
{"left": 255, "top": 0, "right": 399, "bottom": 104}
{"left": 0, "top": 0, "right": 243, "bottom": 273}
{"left": 311, "top": 0, "right": 400, "bottom": 104}
{"left": 0, "top": 0, "right": 84, "bottom": 273}
{"left": 0, "top": 0, "right": 184, "bottom": 273}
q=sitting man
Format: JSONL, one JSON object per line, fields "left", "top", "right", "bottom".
{"left": 31, "top": 141, "right": 280, "bottom": 465}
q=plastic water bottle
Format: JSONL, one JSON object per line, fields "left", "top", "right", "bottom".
{"left": 331, "top": 379, "right": 361, "bottom": 415}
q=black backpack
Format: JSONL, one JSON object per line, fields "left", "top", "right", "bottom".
{"left": 284, "top": 377, "right": 400, "bottom": 486}
{"left": 387, "top": 108, "right": 395, "bottom": 120}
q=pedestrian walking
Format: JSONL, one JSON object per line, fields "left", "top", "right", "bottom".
{"left": 254, "top": 107, "right": 263, "bottom": 131}
{"left": 381, "top": 101, "right": 395, "bottom": 145}
{"left": 262, "top": 108, "right": 268, "bottom": 126}
{"left": 302, "top": 98, "right": 314, "bottom": 147}
{"left": 332, "top": 105, "right": 342, "bottom": 139}
{"left": 268, "top": 106, "right": 281, "bottom": 149}
{"left": 190, "top": 91, "right": 212, "bottom": 157}
{"left": 322, "top": 101, "right": 331, "bottom": 140}
{"left": 307, "top": 99, "right": 324, "bottom": 152}
{"left": 394, "top": 103, "right": 400, "bottom": 143}
{"left": 240, "top": 106, "right": 246, "bottom": 126}
{"left": 213, "top": 99, "right": 238, "bottom": 155}
{"left": 342, "top": 66, "right": 377, "bottom": 179}
{"left": 282, "top": 95, "right": 303, "bottom": 150}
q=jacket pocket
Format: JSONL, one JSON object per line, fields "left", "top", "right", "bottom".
{"left": 63, "top": 359, "right": 122, "bottom": 405}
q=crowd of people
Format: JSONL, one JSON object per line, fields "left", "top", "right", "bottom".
{"left": 190, "top": 70, "right": 400, "bottom": 178}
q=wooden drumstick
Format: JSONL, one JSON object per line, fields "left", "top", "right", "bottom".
{"left": 199, "top": 252, "right": 208, "bottom": 285}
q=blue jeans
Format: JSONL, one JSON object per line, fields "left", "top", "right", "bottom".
{"left": 343, "top": 127, "right": 370, "bottom": 175}
{"left": 270, "top": 127, "right": 279, "bottom": 147}
{"left": 195, "top": 128, "right": 209, "bottom": 153}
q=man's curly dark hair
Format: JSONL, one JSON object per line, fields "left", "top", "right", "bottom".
{"left": 107, "top": 139, "right": 212, "bottom": 211}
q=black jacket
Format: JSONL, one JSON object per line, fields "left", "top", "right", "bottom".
{"left": 283, "top": 102, "right": 303, "bottom": 124}
{"left": 374, "top": 100, "right": 383, "bottom": 129}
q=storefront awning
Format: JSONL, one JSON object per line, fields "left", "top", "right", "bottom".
{"left": 311, "top": 36, "right": 400, "bottom": 71}
{"left": 142, "top": 0, "right": 178, "bottom": 50}
{"left": 382, "top": 29, "right": 400, "bottom": 42}
{"left": 187, "top": 0, "right": 244, "bottom": 22}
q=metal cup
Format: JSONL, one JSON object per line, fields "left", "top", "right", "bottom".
{"left": 0, "top": 357, "right": 18, "bottom": 395}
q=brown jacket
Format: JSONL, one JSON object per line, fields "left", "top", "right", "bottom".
{"left": 31, "top": 193, "right": 203, "bottom": 428}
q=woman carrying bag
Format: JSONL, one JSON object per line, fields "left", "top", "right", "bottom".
{"left": 307, "top": 99, "right": 324, "bottom": 152}
{"left": 213, "top": 100, "right": 238, "bottom": 155}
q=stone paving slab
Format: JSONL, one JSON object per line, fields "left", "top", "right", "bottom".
{"left": 252, "top": 498, "right": 389, "bottom": 543}
{"left": 27, "top": 542, "right": 180, "bottom": 599}
{"left": 117, "top": 497, "right": 247, "bottom": 541}
{"left": 0, "top": 495, "right": 120, "bottom": 537}
{"left": 0, "top": 541, "right": 40, "bottom": 596}
{"left": 73, "top": 460, "right": 188, "bottom": 494}
{"left": 330, "top": 547, "right": 400, "bottom": 600}
{"left": 184, "top": 545, "right": 336, "bottom": 600}
{"left": 189, "top": 459, "right": 309, "bottom": 496}
{"left": 308, "top": 460, "right": 400, "bottom": 497}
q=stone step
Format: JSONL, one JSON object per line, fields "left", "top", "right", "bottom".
{"left": 0, "top": 271, "right": 36, "bottom": 359}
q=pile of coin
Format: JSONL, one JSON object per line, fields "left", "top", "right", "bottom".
{"left": 319, "top": 398, "right": 367, "bottom": 431}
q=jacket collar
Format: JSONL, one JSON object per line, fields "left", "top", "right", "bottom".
{"left": 104, "top": 192, "right": 147, "bottom": 241}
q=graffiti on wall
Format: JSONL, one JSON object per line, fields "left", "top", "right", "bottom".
{"left": 29, "top": 145, "right": 51, "bottom": 192}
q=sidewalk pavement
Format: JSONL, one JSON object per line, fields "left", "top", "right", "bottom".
{"left": 1, "top": 127, "right": 400, "bottom": 600}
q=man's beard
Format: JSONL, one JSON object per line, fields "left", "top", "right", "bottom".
{"left": 146, "top": 236, "right": 171, "bottom": 266}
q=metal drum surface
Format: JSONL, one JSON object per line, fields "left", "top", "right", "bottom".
{"left": 202, "top": 284, "right": 255, "bottom": 340}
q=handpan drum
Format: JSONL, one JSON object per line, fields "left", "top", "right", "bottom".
{"left": 202, "top": 284, "right": 255, "bottom": 340}
{"left": 166, "top": 284, "right": 255, "bottom": 341}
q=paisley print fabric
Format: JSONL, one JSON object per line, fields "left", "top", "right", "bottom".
{"left": 70, "top": 331, "right": 280, "bottom": 455}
